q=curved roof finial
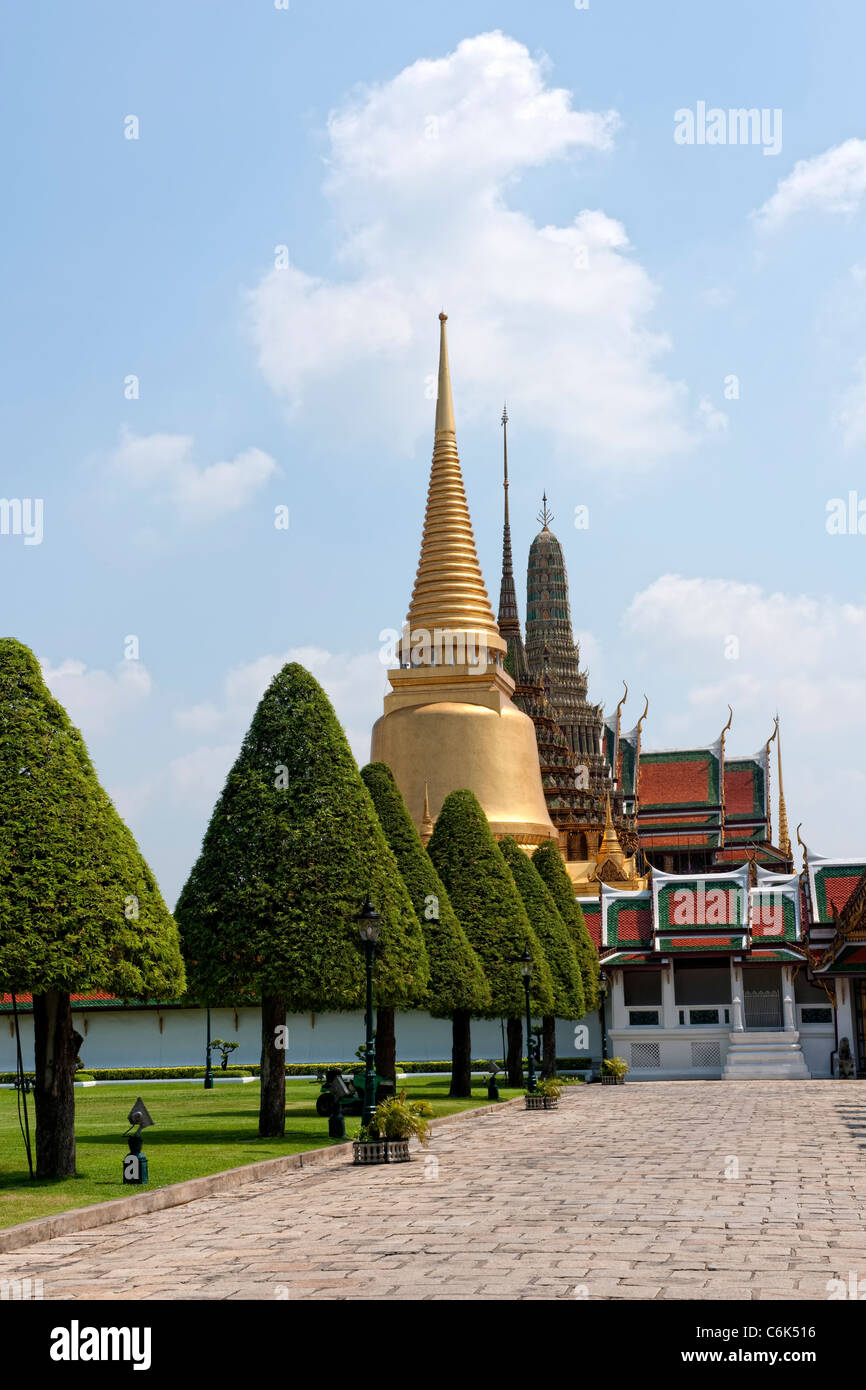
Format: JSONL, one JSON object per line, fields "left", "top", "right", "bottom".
{"left": 637, "top": 694, "right": 649, "bottom": 733}
{"left": 616, "top": 680, "right": 628, "bottom": 718}
{"left": 795, "top": 821, "right": 808, "bottom": 871}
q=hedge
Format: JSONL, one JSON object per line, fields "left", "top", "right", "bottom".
{"left": 0, "top": 1057, "right": 593, "bottom": 1085}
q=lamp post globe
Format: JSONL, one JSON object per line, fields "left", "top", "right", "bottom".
{"left": 519, "top": 948, "right": 537, "bottom": 1094}
{"left": 356, "top": 895, "right": 382, "bottom": 1126}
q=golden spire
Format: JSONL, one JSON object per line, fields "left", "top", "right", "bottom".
{"left": 420, "top": 782, "right": 434, "bottom": 846}
{"left": 595, "top": 792, "right": 626, "bottom": 874}
{"left": 434, "top": 312, "right": 456, "bottom": 438}
{"left": 401, "top": 313, "right": 506, "bottom": 663}
{"left": 765, "top": 717, "right": 778, "bottom": 844}
{"left": 775, "top": 715, "right": 792, "bottom": 859}
{"left": 612, "top": 680, "right": 627, "bottom": 785}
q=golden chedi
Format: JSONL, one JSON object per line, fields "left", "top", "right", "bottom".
{"left": 371, "top": 313, "right": 556, "bottom": 847}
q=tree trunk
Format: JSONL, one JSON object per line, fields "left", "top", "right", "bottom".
{"left": 506, "top": 1016, "right": 524, "bottom": 1087}
{"left": 449, "top": 1009, "right": 472, "bottom": 1097}
{"left": 259, "top": 992, "right": 286, "bottom": 1137}
{"left": 33, "top": 991, "right": 81, "bottom": 1178}
{"left": 375, "top": 1007, "right": 396, "bottom": 1084}
{"left": 542, "top": 1015, "right": 557, "bottom": 1079}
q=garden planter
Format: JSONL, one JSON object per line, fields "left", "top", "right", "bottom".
{"left": 385, "top": 1138, "right": 411, "bottom": 1162}
{"left": 601, "top": 1074, "right": 625, "bottom": 1086}
{"left": 353, "top": 1138, "right": 386, "bottom": 1165}
{"left": 542, "top": 1096, "right": 559, "bottom": 1110}
{"left": 524, "top": 1095, "right": 546, "bottom": 1110}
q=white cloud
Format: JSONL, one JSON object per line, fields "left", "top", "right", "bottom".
{"left": 167, "top": 744, "right": 240, "bottom": 814}
{"left": 621, "top": 575, "right": 866, "bottom": 849}
{"left": 696, "top": 395, "right": 729, "bottom": 434}
{"left": 247, "top": 31, "right": 691, "bottom": 469}
{"left": 109, "top": 429, "right": 278, "bottom": 521}
{"left": 173, "top": 645, "right": 390, "bottom": 771}
{"left": 753, "top": 138, "right": 866, "bottom": 232}
{"left": 698, "top": 286, "right": 734, "bottom": 309}
{"left": 835, "top": 358, "right": 866, "bottom": 451}
{"left": 40, "top": 657, "right": 152, "bottom": 733}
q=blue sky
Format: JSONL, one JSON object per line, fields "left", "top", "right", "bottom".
{"left": 3, "top": 0, "right": 866, "bottom": 903}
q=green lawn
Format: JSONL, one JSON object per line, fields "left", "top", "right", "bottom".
{"left": 0, "top": 1077, "right": 521, "bottom": 1230}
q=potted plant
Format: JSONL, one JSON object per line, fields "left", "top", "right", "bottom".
{"left": 524, "top": 1079, "right": 545, "bottom": 1110}
{"left": 601, "top": 1057, "right": 629, "bottom": 1085}
{"left": 538, "top": 1076, "right": 564, "bottom": 1109}
{"left": 524, "top": 1076, "right": 564, "bottom": 1110}
{"left": 352, "top": 1123, "right": 387, "bottom": 1165}
{"left": 373, "top": 1088, "right": 434, "bottom": 1162}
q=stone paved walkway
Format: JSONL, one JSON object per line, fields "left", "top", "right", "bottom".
{"left": 4, "top": 1081, "right": 866, "bottom": 1300}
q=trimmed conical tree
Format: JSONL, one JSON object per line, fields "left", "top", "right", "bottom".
{"left": 361, "top": 763, "right": 491, "bottom": 1096}
{"left": 428, "top": 790, "right": 554, "bottom": 1093}
{"left": 0, "top": 639, "right": 185, "bottom": 1176}
{"left": 500, "top": 837, "right": 585, "bottom": 1078}
{"left": 176, "top": 664, "right": 429, "bottom": 1136}
{"left": 532, "top": 841, "right": 600, "bottom": 1013}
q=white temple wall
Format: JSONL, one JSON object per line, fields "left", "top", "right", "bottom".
{"left": 1, "top": 1007, "right": 603, "bottom": 1073}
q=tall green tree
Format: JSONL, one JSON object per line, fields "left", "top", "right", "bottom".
{"left": 361, "top": 763, "right": 490, "bottom": 1095}
{"left": 532, "top": 841, "right": 600, "bottom": 1012}
{"left": 0, "top": 639, "right": 185, "bottom": 1177}
{"left": 176, "top": 664, "right": 429, "bottom": 1136}
{"left": 500, "top": 837, "right": 585, "bottom": 1078}
{"left": 428, "top": 790, "right": 554, "bottom": 1093}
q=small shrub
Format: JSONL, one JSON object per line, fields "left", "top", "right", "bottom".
{"left": 534, "top": 1076, "right": 565, "bottom": 1099}
{"left": 374, "top": 1088, "right": 434, "bottom": 1145}
{"left": 601, "top": 1056, "right": 629, "bottom": 1078}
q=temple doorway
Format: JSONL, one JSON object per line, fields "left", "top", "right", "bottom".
{"left": 742, "top": 968, "right": 783, "bottom": 1030}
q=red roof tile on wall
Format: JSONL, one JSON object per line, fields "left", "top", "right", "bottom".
{"left": 580, "top": 903, "right": 602, "bottom": 949}
{"left": 725, "top": 767, "right": 760, "bottom": 816}
{"left": 822, "top": 875, "right": 862, "bottom": 918}
{"left": 614, "top": 907, "right": 654, "bottom": 944}
{"left": 639, "top": 758, "right": 711, "bottom": 806}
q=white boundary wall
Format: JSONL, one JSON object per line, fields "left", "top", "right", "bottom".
{"left": 1, "top": 1008, "right": 601, "bottom": 1072}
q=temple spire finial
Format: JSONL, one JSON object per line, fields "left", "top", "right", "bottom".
{"left": 401, "top": 313, "right": 505, "bottom": 665}
{"left": 537, "top": 492, "right": 554, "bottom": 530}
{"left": 775, "top": 714, "right": 792, "bottom": 859}
{"left": 420, "top": 781, "right": 434, "bottom": 846}
{"left": 435, "top": 312, "right": 455, "bottom": 438}
{"left": 497, "top": 401, "right": 528, "bottom": 678}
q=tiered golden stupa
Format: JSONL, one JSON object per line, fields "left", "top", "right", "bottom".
{"left": 370, "top": 313, "right": 556, "bottom": 846}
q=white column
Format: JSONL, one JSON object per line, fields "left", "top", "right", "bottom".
{"left": 782, "top": 966, "right": 796, "bottom": 1031}
{"left": 610, "top": 972, "right": 627, "bottom": 1029}
{"left": 661, "top": 960, "right": 678, "bottom": 1029}
{"left": 730, "top": 959, "right": 744, "bottom": 1032}
{"left": 835, "top": 978, "right": 856, "bottom": 1076}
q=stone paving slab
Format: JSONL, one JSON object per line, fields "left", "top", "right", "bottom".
{"left": 3, "top": 1081, "right": 866, "bottom": 1300}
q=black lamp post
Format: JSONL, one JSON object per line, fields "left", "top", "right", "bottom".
{"left": 357, "top": 895, "right": 382, "bottom": 1126}
{"left": 519, "top": 948, "right": 537, "bottom": 1094}
{"left": 204, "top": 1004, "right": 214, "bottom": 1090}
{"left": 598, "top": 973, "right": 610, "bottom": 1073}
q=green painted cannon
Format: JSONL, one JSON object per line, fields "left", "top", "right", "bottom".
{"left": 314, "top": 1067, "right": 395, "bottom": 1118}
